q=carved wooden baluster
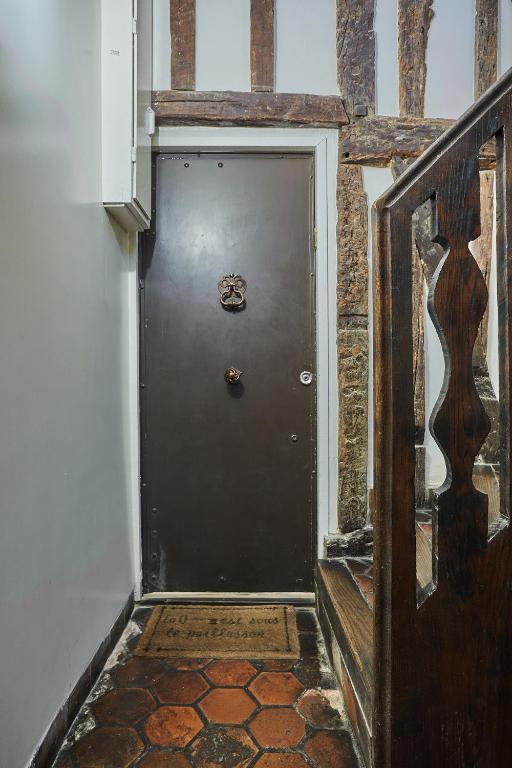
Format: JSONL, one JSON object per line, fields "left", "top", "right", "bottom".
{"left": 428, "top": 153, "right": 491, "bottom": 597}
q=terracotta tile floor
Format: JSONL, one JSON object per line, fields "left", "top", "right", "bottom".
{"left": 52, "top": 606, "right": 362, "bottom": 768}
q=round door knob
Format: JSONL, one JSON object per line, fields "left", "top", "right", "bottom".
{"left": 224, "top": 366, "right": 243, "bottom": 384}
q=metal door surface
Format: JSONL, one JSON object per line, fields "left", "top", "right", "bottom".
{"left": 141, "top": 153, "right": 316, "bottom": 593}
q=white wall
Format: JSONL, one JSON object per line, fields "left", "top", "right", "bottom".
{"left": 152, "top": 0, "right": 339, "bottom": 94}
{"left": 275, "top": 0, "right": 338, "bottom": 94}
{"left": 0, "top": 2, "right": 137, "bottom": 766}
{"left": 372, "top": 0, "right": 478, "bottom": 119}
{"left": 153, "top": 0, "right": 171, "bottom": 90}
{"left": 196, "top": 0, "right": 251, "bottom": 91}
{"left": 499, "top": 0, "right": 512, "bottom": 76}
{"left": 424, "top": 0, "right": 475, "bottom": 118}
{"left": 375, "top": 0, "right": 399, "bottom": 115}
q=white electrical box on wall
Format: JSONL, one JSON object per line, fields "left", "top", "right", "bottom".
{"left": 102, "top": 0, "right": 153, "bottom": 232}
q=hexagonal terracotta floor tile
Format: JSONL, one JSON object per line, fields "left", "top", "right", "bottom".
{"left": 138, "top": 752, "right": 193, "bottom": 767}
{"left": 145, "top": 706, "right": 204, "bottom": 747}
{"left": 199, "top": 688, "right": 257, "bottom": 724}
{"left": 249, "top": 708, "right": 306, "bottom": 749}
{"left": 205, "top": 660, "right": 257, "bottom": 687}
{"left": 74, "top": 726, "right": 144, "bottom": 767}
{"left": 304, "top": 730, "right": 358, "bottom": 768}
{"left": 295, "top": 690, "right": 342, "bottom": 730}
{"left": 190, "top": 726, "right": 258, "bottom": 768}
{"left": 155, "top": 670, "right": 209, "bottom": 704}
{"left": 249, "top": 672, "right": 304, "bottom": 705}
{"left": 114, "top": 657, "right": 166, "bottom": 688}
{"left": 255, "top": 755, "right": 309, "bottom": 768}
{"left": 92, "top": 687, "right": 156, "bottom": 725}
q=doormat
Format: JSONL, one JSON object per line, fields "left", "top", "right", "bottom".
{"left": 135, "top": 604, "right": 300, "bottom": 659}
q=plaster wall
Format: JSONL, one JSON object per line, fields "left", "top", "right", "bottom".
{"left": 375, "top": 0, "right": 399, "bottom": 116}
{"left": 275, "top": 0, "right": 338, "bottom": 94}
{"left": 0, "top": 1, "right": 137, "bottom": 765}
{"left": 424, "top": 0, "right": 475, "bottom": 119}
{"left": 196, "top": 0, "right": 251, "bottom": 91}
{"left": 499, "top": 0, "right": 512, "bottom": 76}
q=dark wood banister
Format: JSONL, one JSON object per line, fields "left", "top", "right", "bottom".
{"left": 372, "top": 66, "right": 512, "bottom": 768}
{"left": 376, "top": 67, "right": 512, "bottom": 208}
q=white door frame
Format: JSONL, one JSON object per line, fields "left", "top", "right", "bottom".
{"left": 132, "top": 126, "right": 339, "bottom": 598}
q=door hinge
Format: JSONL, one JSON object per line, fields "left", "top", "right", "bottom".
{"left": 131, "top": 146, "right": 137, "bottom": 163}
{"left": 132, "top": 17, "right": 137, "bottom": 35}
{"left": 313, "top": 227, "right": 318, "bottom": 250}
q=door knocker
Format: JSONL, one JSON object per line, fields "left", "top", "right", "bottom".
{"left": 218, "top": 274, "right": 247, "bottom": 310}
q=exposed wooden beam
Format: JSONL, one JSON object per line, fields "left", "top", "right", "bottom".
{"left": 341, "top": 115, "right": 451, "bottom": 165}
{"left": 153, "top": 90, "right": 349, "bottom": 127}
{"left": 170, "top": 0, "right": 196, "bottom": 91}
{"left": 251, "top": 0, "right": 275, "bottom": 92}
{"left": 471, "top": 0, "right": 498, "bottom": 372}
{"left": 472, "top": 170, "right": 495, "bottom": 363}
{"left": 335, "top": 0, "right": 375, "bottom": 536}
{"left": 340, "top": 115, "right": 496, "bottom": 167}
{"left": 398, "top": 0, "right": 434, "bottom": 117}
{"left": 336, "top": 0, "right": 375, "bottom": 116}
{"left": 337, "top": 165, "right": 368, "bottom": 321}
{"left": 336, "top": 164, "right": 369, "bottom": 532}
{"left": 475, "top": 0, "right": 498, "bottom": 99}
{"left": 390, "top": 156, "right": 412, "bottom": 178}
{"left": 474, "top": 1, "right": 498, "bottom": 373}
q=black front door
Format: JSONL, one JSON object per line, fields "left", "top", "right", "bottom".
{"left": 141, "top": 153, "right": 316, "bottom": 593}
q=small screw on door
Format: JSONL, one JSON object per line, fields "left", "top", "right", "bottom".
{"left": 290, "top": 434, "right": 299, "bottom": 442}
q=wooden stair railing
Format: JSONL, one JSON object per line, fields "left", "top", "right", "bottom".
{"left": 317, "top": 67, "right": 512, "bottom": 768}
{"left": 372, "top": 66, "right": 512, "bottom": 768}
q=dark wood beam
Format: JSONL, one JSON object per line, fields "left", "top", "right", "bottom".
{"left": 340, "top": 115, "right": 496, "bottom": 168}
{"left": 341, "top": 115, "right": 452, "bottom": 165}
{"left": 251, "top": 0, "right": 275, "bottom": 92}
{"left": 336, "top": 164, "right": 370, "bottom": 532}
{"left": 336, "top": 0, "right": 375, "bottom": 116}
{"left": 153, "top": 90, "right": 349, "bottom": 127}
{"left": 398, "top": 0, "right": 434, "bottom": 117}
{"left": 170, "top": 0, "right": 196, "bottom": 91}
{"left": 475, "top": 0, "right": 498, "bottom": 99}
{"left": 474, "top": 0, "right": 498, "bottom": 372}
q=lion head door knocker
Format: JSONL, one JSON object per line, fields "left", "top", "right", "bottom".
{"left": 218, "top": 274, "right": 247, "bottom": 311}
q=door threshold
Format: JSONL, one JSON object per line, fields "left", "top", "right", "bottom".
{"left": 140, "top": 591, "right": 316, "bottom": 606}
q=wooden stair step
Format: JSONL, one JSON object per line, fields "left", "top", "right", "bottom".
{"left": 316, "top": 559, "right": 373, "bottom": 758}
